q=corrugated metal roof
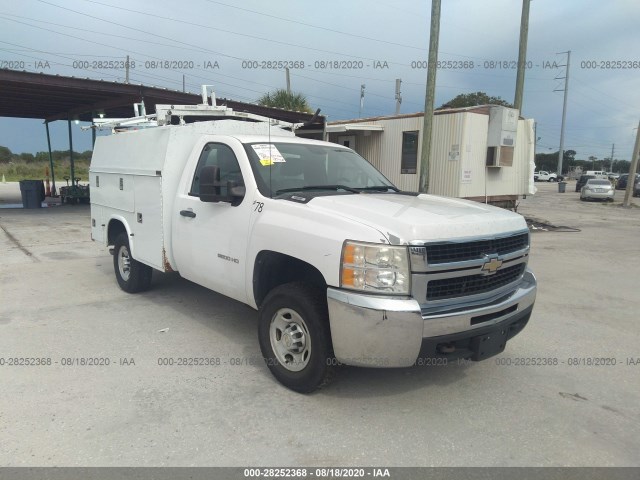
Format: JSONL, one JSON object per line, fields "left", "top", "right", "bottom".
{"left": 329, "top": 105, "right": 524, "bottom": 125}
{"left": 0, "top": 69, "right": 325, "bottom": 131}
{"left": 328, "top": 112, "right": 424, "bottom": 125}
{"left": 325, "top": 124, "right": 384, "bottom": 133}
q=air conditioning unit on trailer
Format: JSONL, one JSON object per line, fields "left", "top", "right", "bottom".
{"left": 486, "top": 106, "right": 518, "bottom": 167}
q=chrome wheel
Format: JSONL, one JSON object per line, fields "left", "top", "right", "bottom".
{"left": 117, "top": 245, "right": 131, "bottom": 282}
{"left": 269, "top": 308, "right": 311, "bottom": 372}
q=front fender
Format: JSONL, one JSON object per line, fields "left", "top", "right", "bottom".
{"left": 245, "top": 197, "right": 385, "bottom": 309}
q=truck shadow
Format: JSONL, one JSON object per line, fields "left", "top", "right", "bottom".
{"left": 144, "top": 272, "right": 474, "bottom": 397}
{"left": 323, "top": 363, "right": 473, "bottom": 398}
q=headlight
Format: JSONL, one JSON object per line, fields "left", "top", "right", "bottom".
{"left": 340, "top": 241, "right": 410, "bottom": 294}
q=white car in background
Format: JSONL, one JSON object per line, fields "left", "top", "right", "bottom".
{"left": 534, "top": 171, "right": 562, "bottom": 182}
{"left": 580, "top": 179, "right": 614, "bottom": 202}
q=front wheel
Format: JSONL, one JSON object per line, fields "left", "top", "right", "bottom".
{"left": 113, "top": 233, "right": 153, "bottom": 293}
{"left": 258, "top": 282, "right": 335, "bottom": 393}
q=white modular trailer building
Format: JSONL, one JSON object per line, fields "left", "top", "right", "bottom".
{"left": 326, "top": 106, "right": 536, "bottom": 207}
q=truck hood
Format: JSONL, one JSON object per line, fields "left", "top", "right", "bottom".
{"left": 307, "top": 193, "right": 528, "bottom": 243}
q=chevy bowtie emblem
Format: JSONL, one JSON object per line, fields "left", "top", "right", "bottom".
{"left": 481, "top": 256, "right": 503, "bottom": 275}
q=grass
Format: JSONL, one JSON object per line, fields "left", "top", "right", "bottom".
{"left": 0, "top": 160, "right": 89, "bottom": 182}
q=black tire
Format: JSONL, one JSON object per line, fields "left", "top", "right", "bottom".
{"left": 258, "top": 282, "right": 335, "bottom": 393}
{"left": 113, "top": 232, "right": 153, "bottom": 293}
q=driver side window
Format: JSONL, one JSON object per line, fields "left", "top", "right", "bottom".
{"left": 190, "top": 143, "right": 244, "bottom": 196}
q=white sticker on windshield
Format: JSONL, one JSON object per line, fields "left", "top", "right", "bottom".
{"left": 251, "top": 144, "right": 286, "bottom": 166}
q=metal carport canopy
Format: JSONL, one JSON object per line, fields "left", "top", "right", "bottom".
{"left": 0, "top": 69, "right": 325, "bottom": 196}
{"left": 0, "top": 69, "right": 325, "bottom": 126}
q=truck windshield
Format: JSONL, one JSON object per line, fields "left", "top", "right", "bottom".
{"left": 243, "top": 142, "right": 396, "bottom": 197}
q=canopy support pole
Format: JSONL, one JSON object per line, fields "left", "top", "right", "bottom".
{"left": 45, "top": 121, "right": 56, "bottom": 195}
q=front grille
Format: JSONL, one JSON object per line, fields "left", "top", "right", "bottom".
{"left": 427, "top": 263, "right": 526, "bottom": 301}
{"left": 425, "top": 233, "right": 529, "bottom": 265}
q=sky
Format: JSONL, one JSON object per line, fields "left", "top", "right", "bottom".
{"left": 0, "top": 0, "right": 639, "bottom": 165}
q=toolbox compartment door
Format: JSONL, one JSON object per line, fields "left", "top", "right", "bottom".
{"left": 131, "top": 175, "right": 164, "bottom": 270}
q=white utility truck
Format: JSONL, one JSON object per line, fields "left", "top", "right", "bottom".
{"left": 90, "top": 93, "right": 537, "bottom": 392}
{"left": 533, "top": 171, "right": 560, "bottom": 182}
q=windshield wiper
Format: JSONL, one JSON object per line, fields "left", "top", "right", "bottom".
{"left": 276, "top": 185, "right": 360, "bottom": 195}
{"left": 355, "top": 185, "right": 400, "bottom": 192}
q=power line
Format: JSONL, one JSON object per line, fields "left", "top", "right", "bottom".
{"left": 48, "top": 0, "right": 567, "bottom": 82}
{"left": 36, "top": 0, "right": 408, "bottom": 68}
{"left": 95, "top": 0, "right": 430, "bottom": 52}
{"left": 1, "top": 16, "right": 359, "bottom": 110}
{"left": 571, "top": 76, "right": 632, "bottom": 109}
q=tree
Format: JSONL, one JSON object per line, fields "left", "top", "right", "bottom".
{"left": 19, "top": 152, "right": 35, "bottom": 163}
{"left": 257, "top": 89, "right": 313, "bottom": 113}
{"left": 562, "top": 150, "right": 576, "bottom": 172}
{"left": 535, "top": 152, "right": 558, "bottom": 172}
{"left": 613, "top": 160, "right": 630, "bottom": 173}
{"left": 535, "top": 149, "right": 577, "bottom": 174}
{"left": 0, "top": 146, "right": 12, "bottom": 163}
{"left": 564, "top": 150, "right": 576, "bottom": 163}
{"left": 438, "top": 91, "right": 513, "bottom": 109}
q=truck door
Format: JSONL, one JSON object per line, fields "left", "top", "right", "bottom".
{"left": 173, "top": 141, "right": 251, "bottom": 303}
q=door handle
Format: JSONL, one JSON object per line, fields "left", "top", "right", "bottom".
{"left": 180, "top": 210, "right": 196, "bottom": 218}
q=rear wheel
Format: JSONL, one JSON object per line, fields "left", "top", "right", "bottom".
{"left": 113, "top": 233, "right": 153, "bottom": 293}
{"left": 258, "top": 282, "right": 335, "bottom": 393}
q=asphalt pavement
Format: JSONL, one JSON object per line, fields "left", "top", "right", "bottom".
{"left": 0, "top": 181, "right": 638, "bottom": 467}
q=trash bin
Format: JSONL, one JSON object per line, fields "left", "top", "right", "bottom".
{"left": 19, "top": 179, "right": 45, "bottom": 208}
{"left": 558, "top": 181, "right": 567, "bottom": 193}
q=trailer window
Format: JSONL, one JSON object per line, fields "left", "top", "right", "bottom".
{"left": 190, "top": 143, "right": 244, "bottom": 196}
{"left": 401, "top": 131, "right": 418, "bottom": 174}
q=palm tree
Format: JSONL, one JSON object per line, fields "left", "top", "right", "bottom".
{"left": 257, "top": 89, "right": 312, "bottom": 113}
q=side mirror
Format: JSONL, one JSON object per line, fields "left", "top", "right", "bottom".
{"left": 199, "top": 165, "right": 245, "bottom": 205}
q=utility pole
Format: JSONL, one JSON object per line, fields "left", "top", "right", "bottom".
{"left": 418, "top": 0, "right": 441, "bottom": 193}
{"left": 622, "top": 120, "right": 640, "bottom": 207}
{"left": 359, "top": 84, "right": 366, "bottom": 118}
{"left": 125, "top": 55, "right": 130, "bottom": 84}
{"left": 67, "top": 118, "right": 75, "bottom": 188}
{"left": 609, "top": 143, "right": 615, "bottom": 172}
{"left": 285, "top": 67, "right": 291, "bottom": 95}
{"left": 182, "top": 74, "right": 186, "bottom": 93}
{"left": 554, "top": 50, "right": 570, "bottom": 176}
{"left": 514, "top": 0, "right": 531, "bottom": 113}
{"left": 395, "top": 79, "right": 402, "bottom": 115}
{"left": 534, "top": 121, "right": 539, "bottom": 165}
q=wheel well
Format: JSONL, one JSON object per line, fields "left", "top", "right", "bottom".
{"left": 253, "top": 251, "right": 327, "bottom": 308}
{"left": 107, "top": 219, "right": 127, "bottom": 245}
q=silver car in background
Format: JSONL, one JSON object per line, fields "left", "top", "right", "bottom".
{"left": 580, "top": 179, "right": 614, "bottom": 202}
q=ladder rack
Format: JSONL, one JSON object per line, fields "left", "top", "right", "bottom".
{"left": 84, "top": 85, "right": 303, "bottom": 133}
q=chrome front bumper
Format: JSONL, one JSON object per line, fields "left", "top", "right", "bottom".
{"left": 327, "top": 270, "right": 537, "bottom": 367}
